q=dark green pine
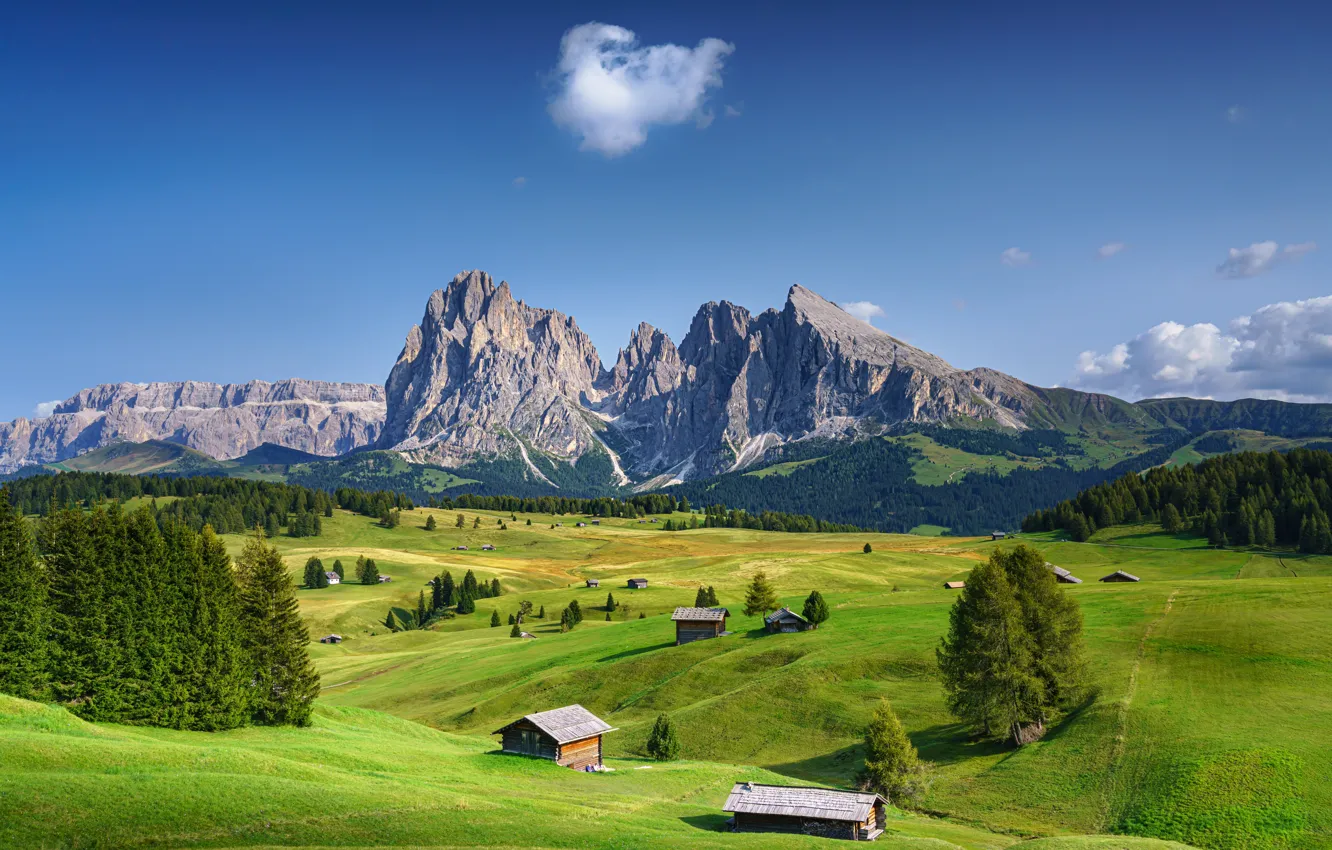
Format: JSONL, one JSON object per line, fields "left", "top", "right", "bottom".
{"left": 0, "top": 488, "right": 50, "bottom": 700}
{"left": 237, "top": 530, "right": 320, "bottom": 726}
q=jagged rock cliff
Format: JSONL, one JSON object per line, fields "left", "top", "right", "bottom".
{"left": 0, "top": 379, "right": 384, "bottom": 473}
{"left": 376, "top": 273, "right": 1043, "bottom": 483}
{"left": 378, "top": 270, "right": 603, "bottom": 470}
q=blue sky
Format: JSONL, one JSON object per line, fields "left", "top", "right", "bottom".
{"left": 2, "top": 0, "right": 1329, "bottom": 420}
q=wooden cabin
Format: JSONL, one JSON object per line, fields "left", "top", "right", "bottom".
{"left": 481, "top": 544, "right": 495, "bottom": 551}
{"left": 627, "top": 578, "right": 648, "bottom": 589}
{"left": 1047, "top": 563, "right": 1083, "bottom": 584}
{"left": 591, "top": 520, "right": 600, "bottom": 525}
{"left": 723, "top": 782, "right": 887, "bottom": 841}
{"left": 1100, "top": 570, "right": 1141, "bottom": 583}
{"left": 576, "top": 522, "right": 587, "bottom": 527}
{"left": 586, "top": 579, "right": 600, "bottom": 588}
{"left": 318, "top": 634, "right": 342, "bottom": 644}
{"left": 324, "top": 572, "right": 341, "bottom": 585}
{"left": 493, "top": 704, "right": 616, "bottom": 770}
{"left": 377, "top": 575, "right": 393, "bottom": 583}
{"left": 943, "top": 581, "right": 966, "bottom": 589}
{"left": 764, "top": 607, "right": 813, "bottom": 633}
{"left": 672, "top": 607, "right": 729, "bottom": 645}
{"left": 991, "top": 531, "right": 1006, "bottom": 541}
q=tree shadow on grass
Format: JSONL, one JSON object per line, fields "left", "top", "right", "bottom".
{"left": 1038, "top": 690, "right": 1101, "bottom": 744}
{"left": 911, "top": 722, "right": 1009, "bottom": 766}
{"left": 597, "top": 642, "right": 674, "bottom": 663}
{"left": 680, "top": 814, "right": 731, "bottom": 833}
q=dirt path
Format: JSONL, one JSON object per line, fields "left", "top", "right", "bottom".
{"left": 1097, "top": 588, "right": 1179, "bottom": 831}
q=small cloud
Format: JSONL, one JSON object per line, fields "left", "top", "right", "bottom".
{"left": 951, "top": 298, "right": 967, "bottom": 312}
{"left": 1098, "top": 242, "right": 1126, "bottom": 258}
{"left": 841, "top": 300, "right": 885, "bottom": 325}
{"left": 547, "top": 22, "right": 735, "bottom": 157}
{"left": 1217, "top": 240, "right": 1317, "bottom": 279}
{"left": 724, "top": 103, "right": 742, "bottom": 118}
{"left": 1226, "top": 105, "right": 1244, "bottom": 123}
{"left": 32, "top": 400, "right": 61, "bottom": 419}
{"left": 1000, "top": 247, "right": 1031, "bottom": 267}
{"left": 512, "top": 176, "right": 527, "bottom": 188}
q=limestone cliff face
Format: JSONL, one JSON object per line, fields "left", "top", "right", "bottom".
{"left": 0, "top": 379, "right": 384, "bottom": 472}
{"left": 377, "top": 270, "right": 603, "bottom": 467}
{"left": 376, "top": 273, "right": 1043, "bottom": 483}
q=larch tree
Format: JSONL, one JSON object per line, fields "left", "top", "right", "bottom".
{"left": 646, "top": 713, "right": 681, "bottom": 761}
{"left": 860, "top": 699, "right": 920, "bottom": 803}
{"left": 236, "top": 529, "right": 320, "bottom": 726}
{"left": 743, "top": 571, "right": 779, "bottom": 617}
{"left": 801, "top": 590, "right": 829, "bottom": 628}
{"left": 0, "top": 488, "right": 48, "bottom": 700}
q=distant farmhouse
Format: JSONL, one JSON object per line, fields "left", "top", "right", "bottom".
{"left": 991, "top": 531, "right": 1006, "bottom": 541}
{"left": 723, "top": 782, "right": 887, "bottom": 841}
{"left": 943, "top": 581, "right": 966, "bottom": 590}
{"left": 324, "top": 572, "right": 340, "bottom": 586}
{"left": 586, "top": 578, "right": 600, "bottom": 588}
{"left": 318, "top": 634, "right": 342, "bottom": 644}
{"left": 627, "top": 578, "right": 648, "bottom": 589}
{"left": 377, "top": 575, "right": 392, "bottom": 583}
{"left": 671, "top": 607, "right": 729, "bottom": 645}
{"left": 1046, "top": 563, "right": 1083, "bottom": 584}
{"left": 493, "top": 704, "right": 615, "bottom": 771}
{"left": 481, "top": 544, "right": 495, "bottom": 551}
{"left": 1100, "top": 570, "right": 1140, "bottom": 583}
{"left": 764, "top": 607, "right": 813, "bottom": 633}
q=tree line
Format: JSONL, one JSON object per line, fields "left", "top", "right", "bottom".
{"left": 1022, "top": 447, "right": 1332, "bottom": 552}
{"left": 0, "top": 490, "right": 319, "bottom": 729}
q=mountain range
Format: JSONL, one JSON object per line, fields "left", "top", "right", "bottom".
{"left": 7, "top": 270, "right": 1332, "bottom": 531}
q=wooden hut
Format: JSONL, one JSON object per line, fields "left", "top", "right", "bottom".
{"left": 627, "top": 578, "right": 648, "bottom": 589}
{"left": 586, "top": 578, "right": 600, "bottom": 588}
{"left": 1100, "top": 570, "right": 1140, "bottom": 583}
{"left": 1046, "top": 563, "right": 1083, "bottom": 584}
{"left": 723, "top": 782, "right": 886, "bottom": 841}
{"left": 943, "top": 581, "right": 966, "bottom": 589}
{"left": 493, "top": 704, "right": 616, "bottom": 770}
{"left": 991, "top": 531, "right": 1006, "bottom": 541}
{"left": 764, "top": 607, "right": 813, "bottom": 633}
{"left": 318, "top": 634, "right": 342, "bottom": 644}
{"left": 324, "top": 572, "right": 341, "bottom": 585}
{"left": 671, "top": 607, "right": 729, "bottom": 645}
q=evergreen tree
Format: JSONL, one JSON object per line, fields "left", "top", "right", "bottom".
{"left": 355, "top": 555, "right": 368, "bottom": 583}
{"left": 537, "top": 604, "right": 545, "bottom": 619}
{"left": 801, "top": 590, "right": 829, "bottom": 628}
{"left": 263, "top": 514, "right": 279, "bottom": 540}
{"left": 361, "top": 558, "right": 380, "bottom": 585}
{"left": 510, "top": 621, "right": 522, "bottom": 637}
{"left": 526, "top": 518, "right": 532, "bottom": 526}
{"left": 490, "top": 609, "right": 501, "bottom": 627}
{"left": 560, "top": 606, "right": 576, "bottom": 632}
{"left": 440, "top": 571, "right": 456, "bottom": 607}
{"left": 706, "top": 586, "right": 719, "bottom": 607}
{"left": 425, "top": 514, "right": 437, "bottom": 531}
{"left": 490, "top": 577, "right": 502, "bottom": 597}
{"left": 645, "top": 713, "right": 681, "bottom": 761}
{"left": 0, "top": 488, "right": 48, "bottom": 700}
{"left": 605, "top": 611, "right": 612, "bottom": 621}
{"left": 236, "top": 530, "right": 320, "bottom": 726}
{"left": 1160, "top": 504, "right": 1183, "bottom": 534}
{"left": 936, "top": 559, "right": 1044, "bottom": 745}
{"left": 743, "top": 571, "right": 779, "bottom": 617}
{"left": 332, "top": 559, "right": 344, "bottom": 581}
{"left": 994, "top": 545, "right": 1086, "bottom": 716}
{"left": 456, "top": 513, "right": 465, "bottom": 528}
{"left": 864, "top": 543, "right": 873, "bottom": 554}
{"left": 859, "top": 700, "right": 920, "bottom": 804}
{"left": 507, "top": 613, "right": 516, "bottom": 625}
{"left": 455, "top": 589, "right": 475, "bottom": 615}
{"left": 188, "top": 526, "right": 249, "bottom": 730}
{"left": 473, "top": 515, "right": 482, "bottom": 528}
{"left": 383, "top": 610, "right": 397, "bottom": 631}
{"left": 606, "top": 592, "right": 617, "bottom": 612}
{"left": 639, "top": 612, "right": 646, "bottom": 619}
{"left": 417, "top": 591, "right": 428, "bottom": 627}
{"left": 693, "top": 586, "right": 709, "bottom": 608}
{"left": 1067, "top": 514, "right": 1091, "bottom": 542}
{"left": 463, "top": 570, "right": 480, "bottom": 599}
{"left": 568, "top": 599, "right": 583, "bottom": 624}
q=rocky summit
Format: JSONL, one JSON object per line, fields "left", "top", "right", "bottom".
{"left": 375, "top": 271, "right": 1043, "bottom": 484}
{"left": 0, "top": 379, "right": 385, "bottom": 473}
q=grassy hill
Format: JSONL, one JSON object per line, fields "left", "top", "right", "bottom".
{"left": 45, "top": 439, "right": 227, "bottom": 475}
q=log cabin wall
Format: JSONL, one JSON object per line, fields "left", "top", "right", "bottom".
{"left": 732, "top": 812, "right": 858, "bottom": 840}
{"left": 499, "top": 720, "right": 558, "bottom": 761}
{"left": 675, "top": 621, "right": 722, "bottom": 645}
{"left": 555, "top": 735, "right": 603, "bottom": 770}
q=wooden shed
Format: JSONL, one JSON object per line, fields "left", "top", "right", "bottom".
{"left": 764, "top": 607, "right": 813, "bottom": 633}
{"left": 1100, "top": 570, "right": 1140, "bottom": 583}
{"left": 943, "top": 581, "right": 966, "bottom": 590}
{"left": 627, "top": 578, "right": 648, "bottom": 589}
{"left": 991, "top": 531, "right": 1006, "bottom": 540}
{"left": 318, "top": 634, "right": 342, "bottom": 644}
{"left": 586, "top": 578, "right": 600, "bottom": 588}
{"left": 493, "top": 704, "right": 616, "bottom": 770}
{"left": 1047, "top": 563, "right": 1083, "bottom": 584}
{"left": 723, "top": 782, "right": 886, "bottom": 841}
{"left": 671, "top": 607, "right": 729, "bottom": 645}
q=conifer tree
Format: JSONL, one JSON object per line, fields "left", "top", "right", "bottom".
{"left": 994, "top": 545, "right": 1087, "bottom": 715}
{"left": 0, "top": 488, "right": 49, "bottom": 700}
{"left": 606, "top": 592, "right": 617, "bottom": 612}
{"left": 490, "top": 609, "right": 501, "bottom": 627}
{"left": 605, "top": 611, "right": 611, "bottom": 621}
{"left": 424, "top": 514, "right": 437, "bottom": 531}
{"left": 510, "top": 621, "right": 522, "bottom": 637}
{"left": 802, "top": 590, "right": 830, "bottom": 628}
{"left": 693, "top": 586, "right": 709, "bottom": 608}
{"left": 1160, "top": 504, "right": 1183, "bottom": 534}
{"left": 568, "top": 599, "right": 583, "bottom": 624}
{"left": 355, "top": 555, "right": 368, "bottom": 583}
{"left": 456, "top": 589, "right": 475, "bottom": 615}
{"left": 743, "top": 571, "right": 779, "bottom": 617}
{"left": 236, "top": 530, "right": 320, "bottom": 726}
{"left": 417, "top": 591, "right": 428, "bottom": 627}
{"left": 490, "top": 577, "right": 502, "bottom": 597}
{"left": 639, "top": 612, "right": 646, "bottom": 619}
{"left": 560, "top": 606, "right": 576, "bottom": 632}
{"left": 864, "top": 543, "right": 873, "bottom": 554}
{"left": 860, "top": 700, "right": 919, "bottom": 803}
{"left": 456, "top": 513, "right": 465, "bottom": 528}
{"left": 537, "top": 604, "right": 545, "bottom": 619}
{"left": 187, "top": 526, "right": 249, "bottom": 730}
{"left": 463, "top": 570, "right": 479, "bottom": 598}
{"left": 383, "top": 610, "right": 397, "bottom": 631}
{"left": 332, "top": 559, "right": 344, "bottom": 581}
{"left": 473, "top": 515, "right": 481, "bottom": 528}
{"left": 646, "top": 713, "right": 681, "bottom": 761}
{"left": 440, "top": 571, "right": 456, "bottom": 607}
{"left": 362, "top": 558, "right": 379, "bottom": 585}
{"left": 508, "top": 613, "right": 516, "bottom": 625}
{"left": 526, "top": 518, "right": 532, "bottom": 526}
{"left": 706, "top": 586, "right": 719, "bottom": 607}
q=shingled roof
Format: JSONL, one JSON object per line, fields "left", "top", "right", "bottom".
{"left": 764, "top": 606, "right": 809, "bottom": 624}
{"left": 492, "top": 704, "right": 616, "bottom": 744}
{"left": 723, "top": 783, "right": 885, "bottom": 823}
{"left": 671, "top": 607, "right": 729, "bottom": 622}
{"left": 1047, "top": 563, "right": 1084, "bottom": 584}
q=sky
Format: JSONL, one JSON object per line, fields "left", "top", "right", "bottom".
{"left": 2, "top": 0, "right": 1329, "bottom": 421}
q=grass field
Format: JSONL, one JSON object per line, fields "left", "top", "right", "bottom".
{"left": 4, "top": 507, "right": 1331, "bottom": 849}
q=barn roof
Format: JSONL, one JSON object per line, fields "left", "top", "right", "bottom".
{"left": 493, "top": 704, "right": 616, "bottom": 744}
{"left": 1100, "top": 570, "right": 1141, "bottom": 582}
{"left": 722, "top": 783, "right": 885, "bottom": 822}
{"left": 944, "top": 581, "right": 966, "bottom": 589}
{"left": 671, "top": 607, "right": 729, "bottom": 622}
{"left": 764, "top": 606, "right": 808, "bottom": 624}
{"left": 1046, "top": 563, "right": 1084, "bottom": 584}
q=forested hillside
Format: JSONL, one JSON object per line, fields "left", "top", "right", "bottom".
{"left": 1024, "top": 447, "right": 1332, "bottom": 552}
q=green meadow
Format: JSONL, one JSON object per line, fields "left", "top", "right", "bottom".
{"left": 3, "top": 507, "right": 1330, "bottom": 848}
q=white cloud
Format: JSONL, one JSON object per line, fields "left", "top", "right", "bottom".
{"left": 1098, "top": 242, "right": 1126, "bottom": 258}
{"left": 547, "top": 22, "right": 735, "bottom": 157}
{"left": 1217, "top": 240, "right": 1317, "bottom": 278}
{"left": 512, "top": 176, "right": 527, "bottom": 188}
{"left": 1226, "top": 105, "right": 1244, "bottom": 123}
{"left": 31, "top": 400, "right": 61, "bottom": 419}
{"left": 1001, "top": 247, "right": 1031, "bottom": 267}
{"left": 1069, "top": 294, "right": 1332, "bottom": 402}
{"left": 841, "top": 300, "right": 885, "bottom": 325}
{"left": 724, "top": 103, "right": 742, "bottom": 118}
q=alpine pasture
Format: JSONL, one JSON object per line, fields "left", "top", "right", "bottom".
{"left": 3, "top": 504, "right": 1329, "bottom": 849}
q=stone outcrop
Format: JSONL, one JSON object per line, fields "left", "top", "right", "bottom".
{"left": 0, "top": 379, "right": 384, "bottom": 472}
